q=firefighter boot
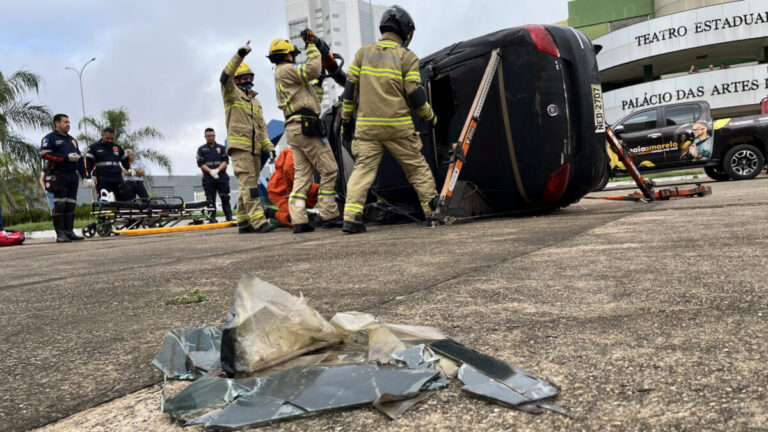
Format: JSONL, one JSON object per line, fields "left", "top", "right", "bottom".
{"left": 256, "top": 222, "right": 277, "bottom": 233}
{"left": 321, "top": 216, "right": 344, "bottom": 229}
{"left": 65, "top": 214, "right": 84, "bottom": 241}
{"left": 342, "top": 220, "right": 366, "bottom": 234}
{"left": 293, "top": 223, "right": 315, "bottom": 234}
{"left": 238, "top": 220, "right": 256, "bottom": 234}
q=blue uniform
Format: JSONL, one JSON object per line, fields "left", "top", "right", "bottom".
{"left": 40, "top": 130, "right": 87, "bottom": 241}
{"left": 85, "top": 140, "right": 130, "bottom": 200}
{"left": 196, "top": 142, "right": 232, "bottom": 221}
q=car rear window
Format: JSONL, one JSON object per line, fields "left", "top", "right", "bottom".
{"left": 665, "top": 105, "right": 701, "bottom": 126}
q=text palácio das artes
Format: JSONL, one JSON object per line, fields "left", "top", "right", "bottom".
{"left": 621, "top": 80, "right": 765, "bottom": 111}
{"left": 634, "top": 11, "right": 768, "bottom": 46}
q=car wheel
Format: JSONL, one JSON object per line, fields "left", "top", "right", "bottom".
{"left": 704, "top": 166, "right": 730, "bottom": 181}
{"left": 592, "top": 165, "right": 610, "bottom": 191}
{"left": 723, "top": 144, "right": 765, "bottom": 180}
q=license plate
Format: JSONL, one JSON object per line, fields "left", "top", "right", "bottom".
{"left": 591, "top": 84, "right": 606, "bottom": 133}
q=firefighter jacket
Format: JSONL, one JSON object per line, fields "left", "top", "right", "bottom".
{"left": 341, "top": 32, "right": 435, "bottom": 141}
{"left": 220, "top": 53, "right": 274, "bottom": 155}
{"left": 40, "top": 130, "right": 86, "bottom": 177}
{"left": 85, "top": 140, "right": 130, "bottom": 178}
{"left": 274, "top": 43, "right": 323, "bottom": 123}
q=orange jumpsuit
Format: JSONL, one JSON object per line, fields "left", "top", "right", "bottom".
{"left": 268, "top": 147, "right": 318, "bottom": 227}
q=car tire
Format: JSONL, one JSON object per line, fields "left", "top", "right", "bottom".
{"left": 593, "top": 165, "right": 610, "bottom": 191}
{"left": 723, "top": 144, "right": 765, "bottom": 180}
{"left": 704, "top": 166, "right": 730, "bottom": 181}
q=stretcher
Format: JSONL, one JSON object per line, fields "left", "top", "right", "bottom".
{"left": 82, "top": 197, "right": 216, "bottom": 238}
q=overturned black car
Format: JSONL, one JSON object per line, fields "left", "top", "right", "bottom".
{"left": 322, "top": 25, "right": 606, "bottom": 221}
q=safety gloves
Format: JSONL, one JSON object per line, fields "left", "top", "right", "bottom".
{"left": 269, "top": 150, "right": 277, "bottom": 164}
{"left": 83, "top": 178, "right": 95, "bottom": 189}
{"left": 128, "top": 169, "right": 137, "bottom": 177}
{"left": 210, "top": 168, "right": 220, "bottom": 179}
{"left": 67, "top": 152, "right": 81, "bottom": 162}
{"left": 238, "top": 41, "right": 251, "bottom": 58}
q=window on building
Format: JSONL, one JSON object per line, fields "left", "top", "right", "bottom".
{"left": 664, "top": 105, "right": 701, "bottom": 126}
{"left": 288, "top": 18, "right": 309, "bottom": 40}
{"left": 622, "top": 110, "right": 658, "bottom": 133}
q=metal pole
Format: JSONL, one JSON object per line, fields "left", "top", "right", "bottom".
{"left": 65, "top": 57, "right": 96, "bottom": 119}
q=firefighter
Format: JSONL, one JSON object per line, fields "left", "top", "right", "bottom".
{"left": 340, "top": 5, "right": 438, "bottom": 234}
{"left": 40, "top": 113, "right": 88, "bottom": 243}
{"left": 269, "top": 35, "right": 343, "bottom": 234}
{"left": 266, "top": 146, "right": 320, "bottom": 227}
{"left": 197, "top": 127, "right": 233, "bottom": 222}
{"left": 220, "top": 41, "right": 276, "bottom": 234}
{"left": 84, "top": 127, "right": 130, "bottom": 201}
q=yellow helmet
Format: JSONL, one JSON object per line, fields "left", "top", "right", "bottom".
{"left": 269, "top": 39, "right": 299, "bottom": 56}
{"left": 235, "top": 62, "right": 253, "bottom": 77}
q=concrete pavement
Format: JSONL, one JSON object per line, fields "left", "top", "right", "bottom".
{"left": 2, "top": 176, "right": 767, "bottom": 431}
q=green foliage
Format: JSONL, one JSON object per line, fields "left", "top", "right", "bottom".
{"left": 6, "top": 218, "right": 90, "bottom": 233}
{"left": 169, "top": 289, "right": 209, "bottom": 305}
{"left": 2, "top": 203, "right": 91, "bottom": 226}
{"left": 0, "top": 69, "right": 53, "bottom": 212}
{"left": 77, "top": 107, "right": 171, "bottom": 175}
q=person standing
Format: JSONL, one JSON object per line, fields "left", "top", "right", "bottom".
{"left": 40, "top": 113, "right": 88, "bottom": 243}
{"left": 340, "top": 5, "right": 438, "bottom": 234}
{"left": 197, "top": 127, "right": 233, "bottom": 222}
{"left": 269, "top": 32, "right": 342, "bottom": 233}
{"left": 122, "top": 149, "right": 149, "bottom": 201}
{"left": 220, "top": 41, "right": 276, "bottom": 234}
{"left": 84, "top": 127, "right": 130, "bottom": 201}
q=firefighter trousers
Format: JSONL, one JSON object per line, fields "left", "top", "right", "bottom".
{"left": 343, "top": 134, "right": 437, "bottom": 222}
{"left": 285, "top": 122, "right": 339, "bottom": 225}
{"left": 229, "top": 149, "right": 267, "bottom": 229}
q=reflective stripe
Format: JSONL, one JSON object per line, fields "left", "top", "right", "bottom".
{"left": 356, "top": 116, "right": 413, "bottom": 126}
{"left": 40, "top": 149, "right": 52, "bottom": 154}
{"left": 249, "top": 211, "right": 264, "bottom": 221}
{"left": 277, "top": 83, "right": 293, "bottom": 113}
{"left": 85, "top": 153, "right": 95, "bottom": 158}
{"left": 259, "top": 138, "right": 273, "bottom": 150}
{"left": 318, "top": 189, "right": 336, "bottom": 196}
{"left": 421, "top": 201, "right": 431, "bottom": 210}
{"left": 205, "top": 161, "right": 219, "bottom": 167}
{"left": 348, "top": 65, "right": 361, "bottom": 76}
{"left": 377, "top": 40, "right": 399, "bottom": 48}
{"left": 344, "top": 202, "right": 364, "bottom": 214}
{"left": 226, "top": 61, "right": 235, "bottom": 73}
{"left": 306, "top": 47, "right": 320, "bottom": 58}
{"left": 228, "top": 136, "right": 252, "bottom": 145}
{"left": 405, "top": 71, "right": 420, "bottom": 81}
{"left": 416, "top": 102, "right": 432, "bottom": 118}
{"left": 236, "top": 214, "right": 249, "bottom": 220}
{"left": 296, "top": 64, "right": 308, "bottom": 85}
{"left": 289, "top": 193, "right": 307, "bottom": 202}
{"left": 225, "top": 101, "right": 260, "bottom": 114}
{"left": 360, "top": 66, "right": 402, "bottom": 80}
{"left": 53, "top": 197, "right": 77, "bottom": 203}
{"left": 95, "top": 161, "right": 121, "bottom": 167}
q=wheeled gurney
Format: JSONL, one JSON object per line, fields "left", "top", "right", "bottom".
{"left": 82, "top": 197, "right": 216, "bottom": 237}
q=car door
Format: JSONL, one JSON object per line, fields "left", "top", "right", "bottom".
{"left": 615, "top": 108, "right": 663, "bottom": 170}
{"left": 660, "top": 104, "right": 702, "bottom": 167}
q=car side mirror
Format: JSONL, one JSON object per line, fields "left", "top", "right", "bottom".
{"left": 612, "top": 125, "right": 625, "bottom": 135}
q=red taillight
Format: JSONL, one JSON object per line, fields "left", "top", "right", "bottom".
{"left": 542, "top": 163, "right": 570, "bottom": 203}
{"left": 524, "top": 25, "right": 560, "bottom": 57}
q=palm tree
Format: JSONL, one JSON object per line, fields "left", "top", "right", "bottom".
{"left": 0, "top": 69, "right": 52, "bottom": 211}
{"left": 78, "top": 107, "right": 172, "bottom": 175}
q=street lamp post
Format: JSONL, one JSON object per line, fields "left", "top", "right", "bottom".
{"left": 65, "top": 57, "right": 96, "bottom": 119}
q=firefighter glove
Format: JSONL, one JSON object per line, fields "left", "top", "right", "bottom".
{"left": 238, "top": 41, "right": 252, "bottom": 58}
{"left": 300, "top": 28, "right": 317, "bottom": 44}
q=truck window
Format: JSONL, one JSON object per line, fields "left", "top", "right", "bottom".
{"left": 665, "top": 105, "right": 701, "bottom": 126}
{"left": 622, "top": 110, "right": 658, "bottom": 133}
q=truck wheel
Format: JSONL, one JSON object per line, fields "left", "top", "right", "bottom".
{"left": 592, "top": 165, "right": 610, "bottom": 191}
{"left": 704, "top": 166, "right": 730, "bottom": 181}
{"left": 723, "top": 144, "right": 765, "bottom": 180}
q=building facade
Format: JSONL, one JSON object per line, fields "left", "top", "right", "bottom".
{"left": 569, "top": 0, "right": 768, "bottom": 123}
{"left": 285, "top": 0, "right": 388, "bottom": 112}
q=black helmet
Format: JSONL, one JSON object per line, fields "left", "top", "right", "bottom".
{"left": 379, "top": 5, "right": 415, "bottom": 47}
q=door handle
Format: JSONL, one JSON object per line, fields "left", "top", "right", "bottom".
{"left": 647, "top": 133, "right": 661, "bottom": 138}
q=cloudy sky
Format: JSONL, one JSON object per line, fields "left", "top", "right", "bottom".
{"left": 1, "top": 0, "right": 568, "bottom": 175}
